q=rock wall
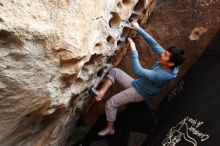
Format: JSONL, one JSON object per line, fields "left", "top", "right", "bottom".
{"left": 0, "top": 0, "right": 156, "bottom": 145}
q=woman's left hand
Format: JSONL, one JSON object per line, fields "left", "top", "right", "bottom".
{"left": 128, "top": 37, "right": 136, "bottom": 51}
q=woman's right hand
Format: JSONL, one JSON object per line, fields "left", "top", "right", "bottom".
{"left": 129, "top": 21, "right": 140, "bottom": 30}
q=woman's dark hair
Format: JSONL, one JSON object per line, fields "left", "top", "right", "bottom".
{"left": 167, "top": 46, "right": 185, "bottom": 68}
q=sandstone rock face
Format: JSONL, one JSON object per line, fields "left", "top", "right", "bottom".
{"left": 0, "top": 0, "right": 156, "bottom": 145}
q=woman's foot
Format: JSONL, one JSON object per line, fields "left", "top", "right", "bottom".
{"left": 98, "top": 128, "right": 115, "bottom": 136}
{"left": 90, "top": 87, "right": 104, "bottom": 102}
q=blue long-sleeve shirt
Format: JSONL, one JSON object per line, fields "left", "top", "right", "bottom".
{"left": 131, "top": 27, "right": 179, "bottom": 100}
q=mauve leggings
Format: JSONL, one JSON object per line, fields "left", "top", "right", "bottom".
{"left": 106, "top": 68, "right": 144, "bottom": 122}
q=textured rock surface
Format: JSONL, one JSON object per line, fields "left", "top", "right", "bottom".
{"left": 0, "top": 0, "right": 155, "bottom": 145}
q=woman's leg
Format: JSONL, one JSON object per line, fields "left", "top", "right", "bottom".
{"left": 98, "top": 87, "right": 144, "bottom": 136}
{"left": 107, "top": 68, "right": 134, "bottom": 89}
{"left": 95, "top": 68, "right": 134, "bottom": 101}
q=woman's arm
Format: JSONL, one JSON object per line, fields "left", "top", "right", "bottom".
{"left": 137, "top": 27, "right": 165, "bottom": 55}
{"left": 130, "top": 22, "right": 165, "bottom": 56}
{"left": 128, "top": 38, "right": 157, "bottom": 81}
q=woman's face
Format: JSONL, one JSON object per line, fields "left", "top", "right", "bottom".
{"left": 160, "top": 50, "right": 174, "bottom": 67}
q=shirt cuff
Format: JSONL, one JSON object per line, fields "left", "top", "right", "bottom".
{"left": 130, "top": 50, "right": 138, "bottom": 58}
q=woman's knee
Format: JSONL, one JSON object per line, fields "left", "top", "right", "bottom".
{"left": 109, "top": 68, "right": 120, "bottom": 75}
{"left": 107, "top": 68, "right": 119, "bottom": 84}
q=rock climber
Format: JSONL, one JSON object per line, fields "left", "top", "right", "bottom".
{"left": 91, "top": 21, "right": 185, "bottom": 136}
